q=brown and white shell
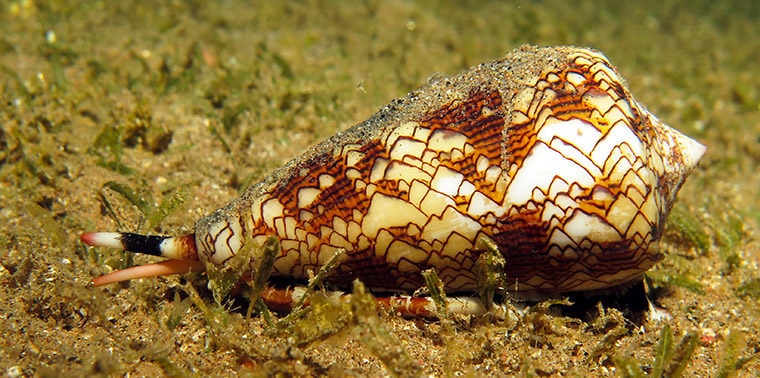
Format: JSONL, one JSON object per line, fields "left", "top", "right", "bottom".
{"left": 82, "top": 45, "right": 705, "bottom": 295}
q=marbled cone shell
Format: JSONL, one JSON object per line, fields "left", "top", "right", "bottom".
{"left": 194, "top": 45, "right": 705, "bottom": 293}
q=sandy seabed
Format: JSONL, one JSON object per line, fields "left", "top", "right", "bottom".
{"left": 0, "top": 1, "right": 758, "bottom": 376}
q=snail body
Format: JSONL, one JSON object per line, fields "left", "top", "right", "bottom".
{"left": 83, "top": 45, "right": 705, "bottom": 298}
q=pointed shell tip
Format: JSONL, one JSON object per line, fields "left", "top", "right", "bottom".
{"left": 678, "top": 133, "right": 706, "bottom": 171}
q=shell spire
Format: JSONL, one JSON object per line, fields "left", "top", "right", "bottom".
{"left": 665, "top": 125, "right": 706, "bottom": 172}
{"left": 84, "top": 45, "right": 705, "bottom": 295}
{"left": 644, "top": 110, "right": 706, "bottom": 204}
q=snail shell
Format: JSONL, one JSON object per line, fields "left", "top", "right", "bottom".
{"left": 83, "top": 45, "right": 705, "bottom": 294}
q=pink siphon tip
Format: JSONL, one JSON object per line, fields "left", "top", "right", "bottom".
{"left": 92, "top": 259, "right": 206, "bottom": 286}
